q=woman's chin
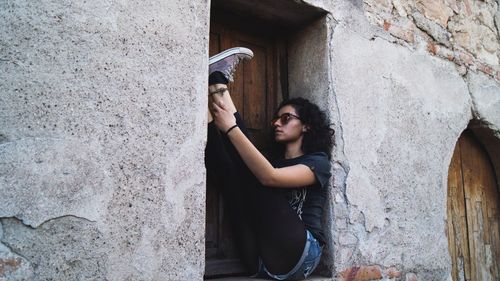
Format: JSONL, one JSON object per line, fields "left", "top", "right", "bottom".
{"left": 274, "top": 137, "right": 287, "bottom": 143}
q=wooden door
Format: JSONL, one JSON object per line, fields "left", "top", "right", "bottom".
{"left": 205, "top": 21, "right": 284, "bottom": 277}
{"left": 447, "top": 130, "right": 500, "bottom": 281}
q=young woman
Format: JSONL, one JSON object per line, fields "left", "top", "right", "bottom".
{"left": 206, "top": 47, "right": 334, "bottom": 280}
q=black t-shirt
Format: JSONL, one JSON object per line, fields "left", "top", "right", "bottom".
{"left": 272, "top": 152, "right": 331, "bottom": 245}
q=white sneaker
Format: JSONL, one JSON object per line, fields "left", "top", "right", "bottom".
{"left": 209, "top": 47, "right": 254, "bottom": 82}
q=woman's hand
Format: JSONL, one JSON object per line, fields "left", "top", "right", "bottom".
{"left": 211, "top": 100, "right": 237, "bottom": 132}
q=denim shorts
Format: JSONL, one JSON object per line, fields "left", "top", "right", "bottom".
{"left": 252, "top": 230, "right": 323, "bottom": 280}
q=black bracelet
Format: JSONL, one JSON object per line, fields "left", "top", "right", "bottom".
{"left": 225, "top": 124, "right": 238, "bottom": 136}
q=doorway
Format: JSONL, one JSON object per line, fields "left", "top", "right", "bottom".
{"left": 205, "top": 16, "right": 283, "bottom": 278}
{"left": 447, "top": 130, "right": 500, "bottom": 281}
{"left": 205, "top": 1, "right": 329, "bottom": 278}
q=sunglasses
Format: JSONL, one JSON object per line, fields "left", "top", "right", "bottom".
{"left": 271, "top": 113, "right": 302, "bottom": 126}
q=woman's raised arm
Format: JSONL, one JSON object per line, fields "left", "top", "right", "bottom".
{"left": 211, "top": 101, "right": 316, "bottom": 188}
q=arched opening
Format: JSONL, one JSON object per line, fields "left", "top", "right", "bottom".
{"left": 447, "top": 129, "right": 500, "bottom": 281}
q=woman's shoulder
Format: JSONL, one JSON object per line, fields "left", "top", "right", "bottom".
{"left": 302, "top": 152, "right": 330, "bottom": 163}
{"left": 294, "top": 152, "right": 331, "bottom": 170}
{"left": 273, "top": 152, "right": 330, "bottom": 168}
{"left": 300, "top": 152, "right": 332, "bottom": 188}
{"left": 304, "top": 151, "right": 329, "bottom": 159}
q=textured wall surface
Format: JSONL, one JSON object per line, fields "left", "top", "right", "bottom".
{"left": 0, "top": 0, "right": 209, "bottom": 280}
{"left": 467, "top": 71, "right": 500, "bottom": 133}
{"left": 326, "top": 0, "right": 500, "bottom": 280}
{"left": 331, "top": 24, "right": 471, "bottom": 280}
{"left": 363, "top": 0, "right": 500, "bottom": 78}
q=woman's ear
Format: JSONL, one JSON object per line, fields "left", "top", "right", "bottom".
{"left": 302, "top": 125, "right": 310, "bottom": 132}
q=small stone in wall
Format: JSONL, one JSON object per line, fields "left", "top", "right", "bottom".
{"left": 383, "top": 18, "right": 415, "bottom": 43}
{"left": 495, "top": 8, "right": 500, "bottom": 35}
{"left": 371, "top": 0, "right": 393, "bottom": 12}
{"left": 391, "top": 0, "right": 408, "bottom": 17}
{"left": 384, "top": 267, "right": 402, "bottom": 278}
{"left": 338, "top": 247, "right": 354, "bottom": 262}
{"left": 445, "top": 0, "right": 460, "bottom": 14}
{"left": 458, "top": 51, "right": 474, "bottom": 66}
{"left": 0, "top": 258, "right": 21, "bottom": 277}
{"left": 477, "top": 7, "right": 496, "bottom": 31}
{"left": 477, "top": 62, "right": 495, "bottom": 76}
{"left": 0, "top": 243, "right": 33, "bottom": 280}
{"left": 416, "top": 0, "right": 454, "bottom": 27}
{"left": 413, "top": 11, "right": 452, "bottom": 47}
{"left": 406, "top": 272, "right": 419, "bottom": 281}
{"left": 447, "top": 0, "right": 500, "bottom": 66}
{"left": 339, "top": 265, "right": 383, "bottom": 281}
{"left": 363, "top": 0, "right": 394, "bottom": 25}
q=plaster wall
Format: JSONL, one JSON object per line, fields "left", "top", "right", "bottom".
{"left": 0, "top": 0, "right": 209, "bottom": 280}
{"left": 331, "top": 25, "right": 472, "bottom": 280}
{"left": 325, "top": 0, "right": 500, "bottom": 280}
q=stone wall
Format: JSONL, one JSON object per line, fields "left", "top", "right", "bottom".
{"left": 324, "top": 0, "right": 500, "bottom": 280}
{"left": 363, "top": 0, "right": 500, "bottom": 79}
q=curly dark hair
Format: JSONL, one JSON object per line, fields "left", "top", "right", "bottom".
{"left": 270, "top": 97, "right": 335, "bottom": 159}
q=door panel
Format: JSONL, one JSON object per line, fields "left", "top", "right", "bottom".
{"left": 447, "top": 130, "right": 500, "bottom": 281}
{"left": 448, "top": 141, "right": 471, "bottom": 281}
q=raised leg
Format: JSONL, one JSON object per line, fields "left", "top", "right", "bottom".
{"left": 205, "top": 87, "right": 307, "bottom": 276}
{"left": 205, "top": 48, "right": 307, "bottom": 276}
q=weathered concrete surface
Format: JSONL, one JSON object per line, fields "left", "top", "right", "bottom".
{"left": 0, "top": 244, "right": 32, "bottom": 281}
{"left": 0, "top": 138, "right": 112, "bottom": 227}
{"left": 466, "top": 71, "right": 500, "bottom": 195}
{"left": 467, "top": 71, "right": 500, "bottom": 133}
{"left": 330, "top": 18, "right": 472, "bottom": 280}
{"left": 0, "top": 222, "right": 34, "bottom": 281}
{"left": 1, "top": 0, "right": 209, "bottom": 280}
{"left": 1, "top": 217, "right": 104, "bottom": 280}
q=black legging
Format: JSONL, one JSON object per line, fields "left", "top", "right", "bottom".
{"left": 205, "top": 113, "right": 307, "bottom": 275}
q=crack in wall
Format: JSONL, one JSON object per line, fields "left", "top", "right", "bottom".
{"left": 35, "top": 214, "right": 97, "bottom": 228}
{"left": 0, "top": 134, "right": 8, "bottom": 145}
{"left": 0, "top": 214, "right": 97, "bottom": 230}
{"left": 0, "top": 219, "right": 32, "bottom": 263}
{"left": 325, "top": 12, "right": 371, "bottom": 274}
{"left": 0, "top": 215, "right": 106, "bottom": 280}
{"left": 0, "top": 241, "right": 32, "bottom": 265}
{"left": 327, "top": 14, "right": 350, "bottom": 172}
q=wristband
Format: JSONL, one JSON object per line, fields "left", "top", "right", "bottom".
{"left": 225, "top": 124, "right": 238, "bottom": 136}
